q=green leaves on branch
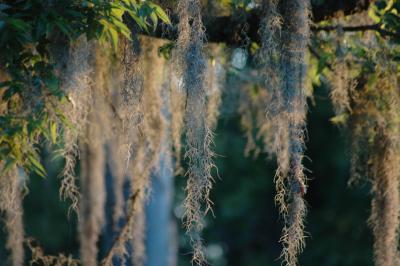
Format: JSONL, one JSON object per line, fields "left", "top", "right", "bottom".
{"left": 97, "top": 0, "right": 171, "bottom": 51}
{"left": 369, "top": 0, "right": 400, "bottom": 40}
{"left": 0, "top": 0, "right": 170, "bottom": 177}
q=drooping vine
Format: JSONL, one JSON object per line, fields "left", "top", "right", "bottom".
{"left": 260, "top": 0, "right": 288, "bottom": 215}
{"left": 223, "top": 62, "right": 272, "bottom": 158}
{"left": 78, "top": 43, "right": 113, "bottom": 266}
{"left": 0, "top": 166, "right": 24, "bottom": 266}
{"left": 329, "top": 26, "right": 355, "bottom": 118}
{"left": 169, "top": 62, "right": 186, "bottom": 174}
{"left": 238, "top": 80, "right": 273, "bottom": 158}
{"left": 175, "top": 0, "right": 215, "bottom": 263}
{"left": 59, "top": 36, "right": 93, "bottom": 214}
{"left": 205, "top": 45, "right": 225, "bottom": 131}
{"left": 129, "top": 36, "right": 168, "bottom": 266}
{"left": 348, "top": 51, "right": 400, "bottom": 266}
{"left": 108, "top": 34, "right": 143, "bottom": 226}
{"left": 261, "top": 0, "right": 310, "bottom": 265}
{"left": 79, "top": 117, "right": 106, "bottom": 266}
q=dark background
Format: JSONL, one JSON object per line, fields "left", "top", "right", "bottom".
{"left": 0, "top": 80, "right": 374, "bottom": 266}
{"left": 176, "top": 82, "right": 373, "bottom": 265}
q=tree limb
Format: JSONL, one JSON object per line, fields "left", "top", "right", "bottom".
{"left": 312, "top": 24, "right": 400, "bottom": 39}
{"left": 141, "top": 0, "right": 372, "bottom": 45}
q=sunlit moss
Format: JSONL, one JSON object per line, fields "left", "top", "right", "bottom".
{"left": 260, "top": 0, "right": 311, "bottom": 265}
{"left": 175, "top": 0, "right": 216, "bottom": 264}
{"left": 349, "top": 53, "right": 400, "bottom": 266}
{"left": 0, "top": 166, "right": 24, "bottom": 266}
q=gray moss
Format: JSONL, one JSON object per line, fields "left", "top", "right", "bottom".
{"left": 175, "top": 0, "right": 216, "bottom": 264}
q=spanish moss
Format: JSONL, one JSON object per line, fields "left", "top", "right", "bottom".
{"left": 350, "top": 55, "right": 400, "bottom": 266}
{"left": 329, "top": 28, "right": 355, "bottom": 117}
{"left": 27, "top": 238, "right": 79, "bottom": 266}
{"left": 175, "top": 0, "right": 215, "bottom": 263}
{"left": 205, "top": 45, "right": 225, "bottom": 131}
{"left": 128, "top": 36, "right": 168, "bottom": 266}
{"left": 78, "top": 43, "right": 112, "bottom": 266}
{"left": 261, "top": 0, "right": 310, "bottom": 265}
{"left": 169, "top": 62, "right": 185, "bottom": 174}
{"left": 0, "top": 167, "right": 24, "bottom": 266}
{"left": 60, "top": 36, "right": 93, "bottom": 214}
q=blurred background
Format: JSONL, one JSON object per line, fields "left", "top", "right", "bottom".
{"left": 1, "top": 0, "right": 399, "bottom": 265}
{"left": 0, "top": 79, "right": 373, "bottom": 266}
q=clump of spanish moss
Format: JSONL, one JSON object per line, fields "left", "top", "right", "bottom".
{"left": 79, "top": 116, "right": 106, "bottom": 266}
{"left": 330, "top": 58, "right": 355, "bottom": 116}
{"left": 260, "top": 0, "right": 289, "bottom": 214}
{"left": 175, "top": 0, "right": 215, "bottom": 264}
{"left": 124, "top": 36, "right": 168, "bottom": 266}
{"left": 241, "top": 83, "right": 274, "bottom": 158}
{"left": 349, "top": 55, "right": 400, "bottom": 266}
{"left": 27, "top": 238, "right": 80, "bottom": 266}
{"left": 78, "top": 43, "right": 113, "bottom": 266}
{"left": 129, "top": 141, "right": 150, "bottom": 266}
{"left": 0, "top": 166, "right": 25, "bottom": 266}
{"left": 168, "top": 62, "right": 186, "bottom": 174}
{"left": 138, "top": 36, "right": 167, "bottom": 176}
{"left": 261, "top": 0, "right": 310, "bottom": 265}
{"left": 321, "top": 15, "right": 400, "bottom": 265}
{"left": 370, "top": 132, "right": 400, "bottom": 266}
{"left": 221, "top": 63, "right": 272, "bottom": 158}
{"left": 108, "top": 35, "right": 144, "bottom": 226}
{"left": 60, "top": 36, "right": 93, "bottom": 214}
{"left": 205, "top": 45, "right": 225, "bottom": 131}
{"left": 259, "top": 0, "right": 281, "bottom": 96}
{"left": 329, "top": 28, "right": 355, "bottom": 118}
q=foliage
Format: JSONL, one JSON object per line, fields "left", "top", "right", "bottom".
{"left": 370, "top": 0, "right": 400, "bottom": 39}
{"left": 310, "top": 1, "right": 400, "bottom": 265}
{"left": 0, "top": 0, "right": 169, "bottom": 179}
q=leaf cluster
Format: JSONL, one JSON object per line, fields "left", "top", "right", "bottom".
{"left": 0, "top": 0, "right": 170, "bottom": 177}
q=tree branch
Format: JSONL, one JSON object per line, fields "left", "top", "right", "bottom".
{"left": 141, "top": 0, "right": 373, "bottom": 45}
{"left": 312, "top": 24, "right": 400, "bottom": 39}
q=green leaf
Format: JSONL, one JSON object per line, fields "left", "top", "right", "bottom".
{"left": 127, "top": 12, "right": 148, "bottom": 31}
{"left": 158, "top": 42, "right": 174, "bottom": 59}
{"left": 50, "top": 121, "right": 57, "bottom": 144}
{"left": 27, "top": 154, "right": 46, "bottom": 177}
{"left": 149, "top": 11, "right": 158, "bottom": 30}
{"left": 0, "top": 81, "right": 12, "bottom": 88}
{"left": 107, "top": 26, "right": 119, "bottom": 53}
{"left": 111, "top": 6, "right": 125, "bottom": 20}
{"left": 7, "top": 18, "right": 31, "bottom": 32}
{"left": 3, "top": 83, "right": 22, "bottom": 100}
{"left": 150, "top": 3, "right": 171, "bottom": 24}
{"left": 54, "top": 19, "right": 74, "bottom": 39}
{"left": 44, "top": 75, "right": 63, "bottom": 98}
{"left": 55, "top": 107, "right": 74, "bottom": 129}
{"left": 110, "top": 16, "right": 131, "bottom": 39}
{"left": 330, "top": 113, "right": 349, "bottom": 125}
